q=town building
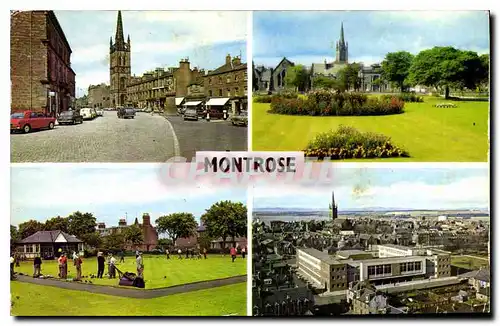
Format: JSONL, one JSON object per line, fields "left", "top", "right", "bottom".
{"left": 88, "top": 83, "right": 111, "bottom": 108}
{"left": 253, "top": 64, "right": 273, "bottom": 93}
{"left": 126, "top": 60, "right": 203, "bottom": 111}
{"left": 204, "top": 54, "right": 248, "bottom": 115}
{"left": 11, "top": 10, "right": 76, "bottom": 114}
{"left": 109, "top": 11, "right": 131, "bottom": 108}
{"left": 16, "top": 230, "right": 84, "bottom": 259}
{"left": 96, "top": 213, "right": 158, "bottom": 251}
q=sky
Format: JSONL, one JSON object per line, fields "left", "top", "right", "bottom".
{"left": 253, "top": 11, "right": 490, "bottom": 68}
{"left": 10, "top": 165, "right": 247, "bottom": 227}
{"left": 54, "top": 11, "right": 248, "bottom": 97}
{"left": 253, "top": 167, "right": 489, "bottom": 211}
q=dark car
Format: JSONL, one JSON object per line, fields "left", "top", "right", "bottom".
{"left": 57, "top": 110, "right": 83, "bottom": 125}
{"left": 117, "top": 107, "right": 136, "bottom": 119}
{"left": 231, "top": 110, "right": 248, "bottom": 126}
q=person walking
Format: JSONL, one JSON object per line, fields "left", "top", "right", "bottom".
{"left": 119, "top": 251, "right": 125, "bottom": 263}
{"left": 185, "top": 249, "right": 189, "bottom": 259}
{"left": 136, "top": 252, "right": 144, "bottom": 278}
{"left": 230, "top": 246, "right": 237, "bottom": 263}
{"left": 74, "top": 254, "right": 82, "bottom": 281}
{"left": 203, "top": 248, "right": 207, "bottom": 259}
{"left": 97, "top": 252, "right": 105, "bottom": 278}
{"left": 177, "top": 249, "right": 182, "bottom": 259}
{"left": 10, "top": 254, "right": 15, "bottom": 280}
{"left": 166, "top": 249, "right": 170, "bottom": 260}
{"left": 241, "top": 247, "right": 246, "bottom": 259}
{"left": 33, "top": 254, "right": 42, "bottom": 278}
{"left": 58, "top": 253, "right": 68, "bottom": 279}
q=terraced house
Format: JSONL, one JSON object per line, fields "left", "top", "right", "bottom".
{"left": 204, "top": 54, "right": 248, "bottom": 115}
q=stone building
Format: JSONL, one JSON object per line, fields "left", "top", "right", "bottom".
{"left": 272, "top": 57, "right": 294, "bottom": 93}
{"left": 126, "top": 59, "right": 203, "bottom": 111}
{"left": 10, "top": 10, "right": 76, "bottom": 114}
{"left": 96, "top": 214, "right": 158, "bottom": 251}
{"left": 109, "top": 11, "right": 131, "bottom": 108}
{"left": 88, "top": 83, "right": 111, "bottom": 108}
{"left": 204, "top": 54, "right": 248, "bottom": 114}
{"left": 358, "top": 64, "right": 391, "bottom": 92}
{"left": 253, "top": 64, "right": 273, "bottom": 93}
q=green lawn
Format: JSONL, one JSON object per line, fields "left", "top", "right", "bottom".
{"left": 10, "top": 281, "right": 246, "bottom": 316}
{"left": 15, "top": 254, "right": 246, "bottom": 289}
{"left": 252, "top": 96, "right": 489, "bottom": 161}
{"left": 451, "top": 256, "right": 489, "bottom": 270}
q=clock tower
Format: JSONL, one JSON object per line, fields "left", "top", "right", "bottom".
{"left": 109, "top": 11, "right": 131, "bottom": 107}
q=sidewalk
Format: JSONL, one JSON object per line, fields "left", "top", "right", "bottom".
{"left": 13, "top": 274, "right": 246, "bottom": 299}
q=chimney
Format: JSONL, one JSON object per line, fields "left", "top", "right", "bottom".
{"left": 98, "top": 222, "right": 106, "bottom": 229}
{"left": 142, "top": 213, "right": 151, "bottom": 226}
{"left": 225, "top": 54, "right": 231, "bottom": 65}
{"left": 232, "top": 56, "right": 241, "bottom": 66}
{"left": 118, "top": 219, "right": 127, "bottom": 227}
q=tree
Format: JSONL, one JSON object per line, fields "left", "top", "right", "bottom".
{"left": 337, "top": 63, "right": 361, "bottom": 91}
{"left": 197, "top": 233, "right": 213, "bottom": 251}
{"left": 122, "top": 225, "right": 144, "bottom": 248}
{"left": 479, "top": 53, "right": 489, "bottom": 87}
{"left": 408, "top": 46, "right": 484, "bottom": 98}
{"left": 201, "top": 200, "right": 247, "bottom": 249}
{"left": 103, "top": 231, "right": 125, "bottom": 251}
{"left": 312, "top": 76, "right": 338, "bottom": 90}
{"left": 18, "top": 219, "right": 44, "bottom": 239}
{"left": 155, "top": 213, "right": 197, "bottom": 246}
{"left": 284, "top": 65, "right": 309, "bottom": 92}
{"left": 11, "top": 225, "right": 20, "bottom": 250}
{"left": 67, "top": 211, "right": 97, "bottom": 238}
{"left": 157, "top": 238, "right": 173, "bottom": 249}
{"left": 43, "top": 216, "right": 69, "bottom": 232}
{"left": 80, "top": 232, "right": 102, "bottom": 249}
{"left": 381, "top": 51, "right": 414, "bottom": 92}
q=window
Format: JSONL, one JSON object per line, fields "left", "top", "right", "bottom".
{"left": 227, "top": 89, "right": 231, "bottom": 97}
{"left": 235, "top": 87, "right": 239, "bottom": 96}
{"left": 219, "top": 77, "right": 222, "bottom": 84}
{"left": 235, "top": 74, "right": 238, "bottom": 81}
{"left": 208, "top": 78, "right": 212, "bottom": 85}
{"left": 227, "top": 75, "right": 231, "bottom": 83}
{"left": 209, "top": 90, "right": 213, "bottom": 97}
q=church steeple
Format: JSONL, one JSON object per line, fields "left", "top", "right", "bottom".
{"left": 335, "top": 22, "right": 348, "bottom": 64}
{"left": 331, "top": 190, "right": 338, "bottom": 220}
{"left": 114, "top": 11, "right": 125, "bottom": 50}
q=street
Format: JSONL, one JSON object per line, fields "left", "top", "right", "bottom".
{"left": 10, "top": 112, "right": 247, "bottom": 162}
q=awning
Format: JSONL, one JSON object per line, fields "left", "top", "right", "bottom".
{"left": 206, "top": 98, "right": 230, "bottom": 106}
{"left": 184, "top": 101, "right": 203, "bottom": 106}
{"left": 175, "top": 97, "right": 185, "bottom": 106}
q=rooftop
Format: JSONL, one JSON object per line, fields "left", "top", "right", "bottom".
{"left": 298, "top": 248, "right": 341, "bottom": 265}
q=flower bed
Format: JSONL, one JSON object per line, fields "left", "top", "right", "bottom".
{"left": 269, "top": 90, "right": 404, "bottom": 116}
{"left": 381, "top": 93, "right": 424, "bottom": 103}
{"left": 304, "top": 125, "right": 409, "bottom": 160}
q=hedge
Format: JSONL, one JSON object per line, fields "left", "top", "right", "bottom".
{"left": 304, "top": 125, "right": 409, "bottom": 160}
{"left": 269, "top": 90, "right": 404, "bottom": 116}
{"left": 381, "top": 93, "right": 424, "bottom": 103}
{"left": 254, "top": 91, "right": 299, "bottom": 103}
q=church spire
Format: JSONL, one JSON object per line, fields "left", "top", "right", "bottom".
{"left": 340, "top": 22, "right": 345, "bottom": 45}
{"left": 115, "top": 11, "right": 125, "bottom": 49}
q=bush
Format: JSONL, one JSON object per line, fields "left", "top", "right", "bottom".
{"left": 304, "top": 125, "right": 409, "bottom": 160}
{"left": 382, "top": 93, "right": 424, "bottom": 103}
{"left": 254, "top": 95, "right": 273, "bottom": 103}
{"left": 269, "top": 90, "right": 404, "bottom": 116}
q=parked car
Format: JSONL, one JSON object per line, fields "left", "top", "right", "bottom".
{"left": 80, "top": 108, "right": 94, "bottom": 120}
{"left": 96, "top": 108, "right": 104, "bottom": 116}
{"left": 90, "top": 108, "right": 98, "bottom": 119}
{"left": 57, "top": 110, "right": 84, "bottom": 125}
{"left": 206, "top": 108, "right": 225, "bottom": 120}
{"left": 231, "top": 110, "right": 248, "bottom": 126}
{"left": 117, "top": 107, "right": 136, "bottom": 119}
{"left": 183, "top": 108, "right": 199, "bottom": 121}
{"left": 11, "top": 111, "right": 56, "bottom": 133}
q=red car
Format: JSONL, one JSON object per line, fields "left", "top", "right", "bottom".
{"left": 11, "top": 111, "right": 56, "bottom": 133}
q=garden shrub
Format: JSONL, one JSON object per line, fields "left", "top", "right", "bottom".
{"left": 304, "top": 125, "right": 409, "bottom": 160}
{"left": 269, "top": 90, "right": 404, "bottom": 116}
{"left": 254, "top": 95, "right": 273, "bottom": 103}
{"left": 382, "top": 93, "right": 424, "bottom": 103}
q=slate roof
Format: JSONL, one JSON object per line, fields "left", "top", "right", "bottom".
{"left": 206, "top": 60, "right": 246, "bottom": 76}
{"left": 311, "top": 62, "right": 346, "bottom": 77}
{"left": 458, "top": 268, "right": 490, "bottom": 282}
{"left": 19, "top": 230, "right": 83, "bottom": 244}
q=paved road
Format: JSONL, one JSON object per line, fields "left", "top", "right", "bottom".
{"left": 13, "top": 274, "right": 246, "bottom": 299}
{"left": 11, "top": 112, "right": 247, "bottom": 162}
{"left": 166, "top": 115, "right": 247, "bottom": 159}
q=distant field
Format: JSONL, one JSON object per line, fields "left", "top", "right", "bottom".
{"left": 252, "top": 96, "right": 489, "bottom": 162}
{"left": 451, "top": 256, "right": 489, "bottom": 270}
{"left": 10, "top": 281, "right": 246, "bottom": 316}
{"left": 14, "top": 254, "right": 246, "bottom": 289}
